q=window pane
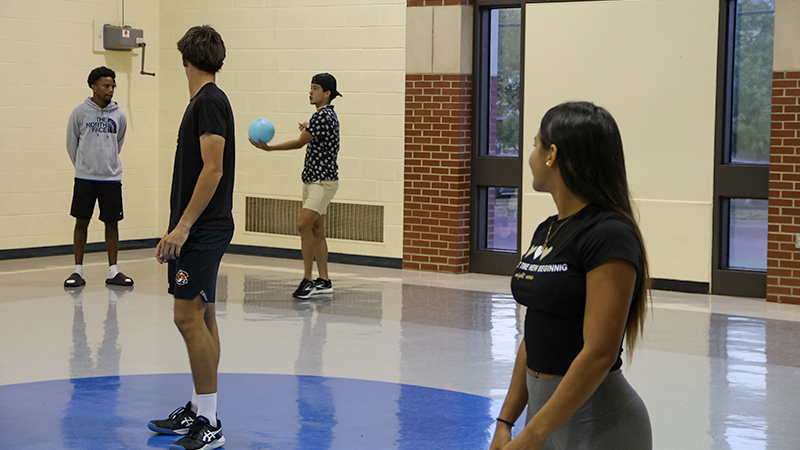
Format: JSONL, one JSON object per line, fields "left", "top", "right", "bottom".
{"left": 485, "top": 8, "right": 521, "bottom": 157}
{"left": 728, "top": 198, "right": 767, "bottom": 270}
{"left": 730, "top": 0, "right": 774, "bottom": 164}
{"left": 482, "top": 187, "right": 518, "bottom": 251}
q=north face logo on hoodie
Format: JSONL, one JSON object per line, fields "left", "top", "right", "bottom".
{"left": 87, "top": 117, "right": 117, "bottom": 134}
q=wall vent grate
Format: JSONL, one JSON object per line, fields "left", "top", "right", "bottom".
{"left": 245, "top": 197, "right": 384, "bottom": 243}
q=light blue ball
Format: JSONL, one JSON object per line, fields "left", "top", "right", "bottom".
{"left": 248, "top": 118, "right": 275, "bottom": 144}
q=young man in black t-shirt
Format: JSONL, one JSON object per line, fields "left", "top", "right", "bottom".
{"left": 250, "top": 73, "right": 341, "bottom": 299}
{"left": 148, "top": 26, "right": 234, "bottom": 450}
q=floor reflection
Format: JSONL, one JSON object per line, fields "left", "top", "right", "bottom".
{"left": 63, "top": 286, "right": 127, "bottom": 449}
{"left": 711, "top": 315, "right": 768, "bottom": 450}
{"left": 3, "top": 250, "right": 800, "bottom": 449}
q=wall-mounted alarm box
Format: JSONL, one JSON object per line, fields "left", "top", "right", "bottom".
{"left": 103, "top": 24, "right": 144, "bottom": 51}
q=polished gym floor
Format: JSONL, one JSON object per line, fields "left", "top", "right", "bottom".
{"left": 2, "top": 248, "right": 799, "bottom": 449}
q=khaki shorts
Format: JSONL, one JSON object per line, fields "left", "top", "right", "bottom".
{"left": 302, "top": 180, "right": 339, "bottom": 215}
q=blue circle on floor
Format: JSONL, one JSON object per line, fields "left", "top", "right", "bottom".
{"left": 1, "top": 373, "right": 498, "bottom": 449}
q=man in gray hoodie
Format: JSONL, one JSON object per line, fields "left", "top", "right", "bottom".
{"left": 64, "top": 66, "right": 133, "bottom": 288}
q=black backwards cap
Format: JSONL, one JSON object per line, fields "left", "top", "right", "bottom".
{"left": 311, "top": 73, "right": 342, "bottom": 100}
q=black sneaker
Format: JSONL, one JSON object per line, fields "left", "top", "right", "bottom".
{"left": 312, "top": 278, "right": 333, "bottom": 295}
{"left": 148, "top": 402, "right": 196, "bottom": 435}
{"left": 292, "top": 278, "right": 315, "bottom": 299}
{"left": 169, "top": 415, "right": 225, "bottom": 450}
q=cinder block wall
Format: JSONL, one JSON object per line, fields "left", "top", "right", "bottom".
{"left": 160, "top": 1, "right": 407, "bottom": 260}
{"left": 0, "top": 1, "right": 406, "bottom": 262}
{"left": 0, "top": 1, "right": 161, "bottom": 250}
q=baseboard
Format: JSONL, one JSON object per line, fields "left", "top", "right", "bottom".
{"left": 226, "top": 244, "right": 403, "bottom": 269}
{"left": 650, "top": 278, "right": 709, "bottom": 294}
{"left": 0, "top": 239, "right": 159, "bottom": 261}
{"left": 0, "top": 242, "right": 707, "bottom": 293}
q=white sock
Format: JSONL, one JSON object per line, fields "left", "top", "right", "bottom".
{"left": 196, "top": 393, "right": 218, "bottom": 427}
{"left": 108, "top": 265, "right": 118, "bottom": 279}
{"left": 191, "top": 388, "right": 199, "bottom": 413}
{"left": 75, "top": 265, "right": 83, "bottom": 277}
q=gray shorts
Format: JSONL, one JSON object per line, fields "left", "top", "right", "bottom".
{"left": 526, "top": 369, "right": 652, "bottom": 450}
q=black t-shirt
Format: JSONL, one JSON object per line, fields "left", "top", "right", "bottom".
{"left": 169, "top": 83, "right": 235, "bottom": 231}
{"left": 510, "top": 203, "right": 642, "bottom": 375}
{"left": 302, "top": 104, "right": 339, "bottom": 183}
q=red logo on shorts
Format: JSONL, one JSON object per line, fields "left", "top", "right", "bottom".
{"left": 176, "top": 270, "right": 189, "bottom": 286}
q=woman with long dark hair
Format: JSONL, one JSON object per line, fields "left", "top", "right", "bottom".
{"left": 490, "top": 102, "right": 652, "bottom": 450}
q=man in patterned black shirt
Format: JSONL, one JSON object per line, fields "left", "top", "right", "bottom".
{"left": 250, "top": 73, "right": 341, "bottom": 299}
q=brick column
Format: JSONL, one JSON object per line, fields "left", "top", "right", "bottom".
{"left": 404, "top": 74, "right": 471, "bottom": 272}
{"left": 404, "top": 1, "right": 473, "bottom": 272}
{"left": 767, "top": 71, "right": 800, "bottom": 304}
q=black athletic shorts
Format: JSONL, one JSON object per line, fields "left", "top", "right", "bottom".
{"left": 168, "top": 228, "right": 233, "bottom": 303}
{"left": 70, "top": 178, "right": 124, "bottom": 223}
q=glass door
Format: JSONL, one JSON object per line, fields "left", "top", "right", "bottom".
{"left": 712, "top": 0, "right": 774, "bottom": 297}
{"left": 471, "top": 6, "right": 523, "bottom": 275}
